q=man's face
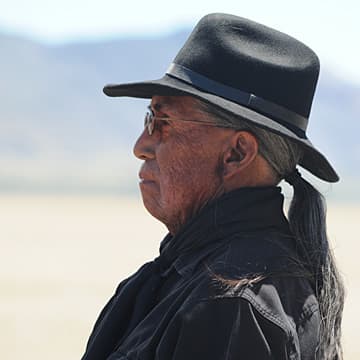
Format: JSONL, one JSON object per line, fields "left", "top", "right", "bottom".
{"left": 133, "top": 96, "right": 233, "bottom": 234}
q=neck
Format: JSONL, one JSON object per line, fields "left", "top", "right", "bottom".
{"left": 159, "top": 186, "right": 290, "bottom": 266}
{"left": 167, "top": 183, "right": 226, "bottom": 235}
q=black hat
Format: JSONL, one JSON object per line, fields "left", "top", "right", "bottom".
{"left": 104, "top": 13, "right": 339, "bottom": 182}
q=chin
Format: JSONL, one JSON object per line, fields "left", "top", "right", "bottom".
{"left": 140, "top": 189, "right": 164, "bottom": 220}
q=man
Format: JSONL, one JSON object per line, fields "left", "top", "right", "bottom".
{"left": 82, "top": 13, "right": 344, "bottom": 359}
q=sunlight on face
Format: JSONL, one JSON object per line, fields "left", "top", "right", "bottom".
{"left": 133, "top": 96, "right": 232, "bottom": 234}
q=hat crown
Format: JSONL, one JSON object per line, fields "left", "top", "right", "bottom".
{"left": 102, "top": 13, "right": 339, "bottom": 182}
{"left": 173, "top": 13, "right": 320, "bottom": 119}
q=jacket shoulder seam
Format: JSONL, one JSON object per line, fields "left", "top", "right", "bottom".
{"left": 239, "top": 288, "right": 290, "bottom": 335}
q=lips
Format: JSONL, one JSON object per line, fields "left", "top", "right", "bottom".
{"left": 139, "top": 164, "right": 157, "bottom": 184}
{"left": 139, "top": 171, "right": 153, "bottom": 182}
{"left": 139, "top": 177, "right": 155, "bottom": 185}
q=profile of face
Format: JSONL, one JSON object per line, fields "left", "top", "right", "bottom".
{"left": 133, "top": 96, "right": 235, "bottom": 234}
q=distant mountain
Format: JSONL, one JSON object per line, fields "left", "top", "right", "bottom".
{"left": 0, "top": 31, "right": 359, "bottom": 199}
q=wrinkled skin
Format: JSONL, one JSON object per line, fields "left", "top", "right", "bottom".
{"left": 133, "top": 96, "right": 236, "bottom": 234}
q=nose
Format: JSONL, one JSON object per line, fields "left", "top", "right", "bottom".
{"left": 133, "top": 128, "right": 157, "bottom": 160}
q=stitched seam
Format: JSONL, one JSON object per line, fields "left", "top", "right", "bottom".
{"left": 186, "top": 295, "right": 295, "bottom": 357}
{"left": 166, "top": 284, "right": 301, "bottom": 344}
{"left": 177, "top": 296, "right": 286, "bottom": 333}
{"left": 240, "top": 291, "right": 288, "bottom": 333}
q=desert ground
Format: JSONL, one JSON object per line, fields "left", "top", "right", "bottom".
{"left": 0, "top": 194, "right": 358, "bottom": 359}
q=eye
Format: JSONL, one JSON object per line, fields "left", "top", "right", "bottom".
{"left": 160, "top": 119, "right": 171, "bottom": 126}
{"left": 156, "top": 118, "right": 171, "bottom": 130}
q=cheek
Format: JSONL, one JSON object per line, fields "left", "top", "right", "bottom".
{"left": 158, "top": 146, "right": 223, "bottom": 205}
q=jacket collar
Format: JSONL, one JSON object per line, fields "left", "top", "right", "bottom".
{"left": 156, "top": 186, "right": 290, "bottom": 277}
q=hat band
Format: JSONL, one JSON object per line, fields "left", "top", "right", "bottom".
{"left": 166, "top": 63, "right": 308, "bottom": 133}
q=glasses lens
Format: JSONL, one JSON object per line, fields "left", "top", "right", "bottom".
{"left": 144, "top": 111, "right": 155, "bottom": 135}
{"left": 144, "top": 112, "right": 151, "bottom": 135}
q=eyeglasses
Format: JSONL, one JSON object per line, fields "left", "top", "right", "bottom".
{"left": 144, "top": 109, "right": 227, "bottom": 136}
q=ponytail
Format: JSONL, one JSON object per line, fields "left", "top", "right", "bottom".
{"left": 286, "top": 169, "right": 345, "bottom": 360}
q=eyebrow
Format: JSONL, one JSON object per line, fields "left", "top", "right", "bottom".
{"left": 148, "top": 103, "right": 162, "bottom": 113}
{"left": 149, "top": 99, "right": 173, "bottom": 113}
{"left": 148, "top": 104, "right": 171, "bottom": 120}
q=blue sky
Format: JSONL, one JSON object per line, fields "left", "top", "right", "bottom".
{"left": 1, "top": 0, "right": 359, "bottom": 83}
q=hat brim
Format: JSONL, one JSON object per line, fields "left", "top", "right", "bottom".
{"left": 104, "top": 74, "right": 339, "bottom": 182}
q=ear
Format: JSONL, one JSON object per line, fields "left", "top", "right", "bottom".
{"left": 222, "top": 131, "right": 259, "bottom": 180}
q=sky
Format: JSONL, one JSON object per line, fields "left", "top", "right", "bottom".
{"left": 0, "top": 0, "right": 359, "bottom": 84}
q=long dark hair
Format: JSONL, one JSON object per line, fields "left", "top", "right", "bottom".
{"left": 287, "top": 174, "right": 344, "bottom": 359}
{"left": 197, "top": 100, "right": 345, "bottom": 359}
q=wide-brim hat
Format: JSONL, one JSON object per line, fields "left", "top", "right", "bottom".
{"left": 104, "top": 13, "right": 339, "bottom": 182}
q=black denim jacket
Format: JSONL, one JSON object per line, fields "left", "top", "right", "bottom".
{"left": 82, "top": 187, "right": 320, "bottom": 360}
